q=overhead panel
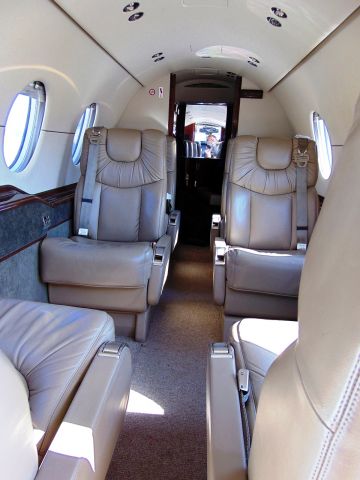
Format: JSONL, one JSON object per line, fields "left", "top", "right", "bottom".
{"left": 53, "top": 0, "right": 360, "bottom": 89}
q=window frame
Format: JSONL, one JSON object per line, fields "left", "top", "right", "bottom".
{"left": 3, "top": 81, "right": 46, "bottom": 172}
{"left": 71, "top": 103, "right": 97, "bottom": 165}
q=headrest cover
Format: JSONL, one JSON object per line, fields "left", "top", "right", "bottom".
{"left": 229, "top": 135, "right": 318, "bottom": 195}
{"left": 166, "top": 136, "right": 177, "bottom": 172}
{"left": 106, "top": 128, "right": 141, "bottom": 162}
{"left": 257, "top": 138, "right": 292, "bottom": 170}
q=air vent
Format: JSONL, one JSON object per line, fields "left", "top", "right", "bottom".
{"left": 128, "top": 11, "right": 144, "bottom": 21}
{"left": 271, "top": 7, "right": 287, "bottom": 18}
{"left": 267, "top": 16, "right": 281, "bottom": 27}
{"left": 123, "top": 2, "right": 140, "bottom": 12}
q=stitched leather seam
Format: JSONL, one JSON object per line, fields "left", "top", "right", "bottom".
{"left": 227, "top": 284, "right": 298, "bottom": 298}
{"left": 311, "top": 430, "right": 332, "bottom": 479}
{"left": 37, "top": 320, "right": 112, "bottom": 455}
{"left": 295, "top": 349, "right": 331, "bottom": 430}
{"left": 319, "top": 371, "right": 360, "bottom": 479}
{"left": 330, "top": 356, "right": 360, "bottom": 429}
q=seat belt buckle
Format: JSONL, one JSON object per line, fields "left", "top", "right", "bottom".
{"left": 89, "top": 128, "right": 102, "bottom": 145}
{"left": 238, "top": 369, "right": 250, "bottom": 402}
{"left": 78, "top": 228, "right": 89, "bottom": 237}
{"left": 296, "top": 149, "right": 309, "bottom": 168}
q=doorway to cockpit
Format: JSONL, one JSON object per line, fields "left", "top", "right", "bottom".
{"left": 169, "top": 70, "right": 242, "bottom": 246}
{"left": 177, "top": 102, "right": 229, "bottom": 245}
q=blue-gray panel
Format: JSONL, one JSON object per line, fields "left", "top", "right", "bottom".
{"left": 0, "top": 221, "right": 71, "bottom": 302}
{"left": 0, "top": 200, "right": 72, "bottom": 260}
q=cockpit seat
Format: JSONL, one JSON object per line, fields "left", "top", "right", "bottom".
{"left": 0, "top": 297, "right": 131, "bottom": 479}
{"left": 213, "top": 136, "right": 319, "bottom": 339}
{"left": 41, "top": 128, "right": 171, "bottom": 341}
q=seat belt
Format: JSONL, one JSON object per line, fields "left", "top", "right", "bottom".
{"left": 238, "top": 368, "right": 251, "bottom": 463}
{"left": 294, "top": 137, "right": 310, "bottom": 251}
{"left": 78, "top": 127, "right": 104, "bottom": 237}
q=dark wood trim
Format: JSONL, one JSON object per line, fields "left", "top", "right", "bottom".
{"left": 168, "top": 73, "right": 177, "bottom": 136}
{"left": 0, "top": 183, "right": 76, "bottom": 213}
{"left": 240, "top": 89, "right": 263, "bottom": 99}
{"left": 231, "top": 76, "right": 242, "bottom": 138}
{"left": 269, "top": 6, "right": 360, "bottom": 92}
{"left": 49, "top": 0, "right": 144, "bottom": 87}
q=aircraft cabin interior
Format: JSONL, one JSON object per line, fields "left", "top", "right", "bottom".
{"left": 1, "top": 1, "right": 360, "bottom": 479}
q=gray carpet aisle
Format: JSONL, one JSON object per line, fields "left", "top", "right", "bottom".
{"left": 107, "top": 245, "right": 222, "bottom": 480}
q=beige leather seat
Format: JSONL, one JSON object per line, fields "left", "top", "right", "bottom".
{"left": 166, "top": 136, "right": 181, "bottom": 251}
{"left": 210, "top": 137, "right": 233, "bottom": 246}
{"left": 41, "top": 128, "right": 171, "bottom": 341}
{"left": 213, "top": 136, "right": 319, "bottom": 339}
{"left": 207, "top": 97, "right": 360, "bottom": 479}
{"left": 0, "top": 297, "right": 131, "bottom": 479}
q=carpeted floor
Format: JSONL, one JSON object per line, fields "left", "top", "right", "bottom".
{"left": 106, "top": 244, "right": 222, "bottom": 480}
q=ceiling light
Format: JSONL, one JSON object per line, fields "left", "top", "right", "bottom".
{"left": 271, "top": 7, "right": 287, "bottom": 18}
{"left": 248, "top": 61, "right": 258, "bottom": 67}
{"left": 267, "top": 16, "right": 282, "bottom": 27}
{"left": 152, "top": 52, "right": 163, "bottom": 59}
{"left": 248, "top": 57, "right": 260, "bottom": 64}
{"left": 123, "top": 2, "right": 140, "bottom": 13}
{"left": 154, "top": 56, "right": 165, "bottom": 62}
{"left": 128, "top": 11, "right": 144, "bottom": 21}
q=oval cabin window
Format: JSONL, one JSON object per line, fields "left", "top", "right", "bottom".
{"left": 3, "top": 81, "right": 46, "bottom": 172}
{"left": 312, "top": 112, "right": 333, "bottom": 180}
{"left": 72, "top": 103, "right": 97, "bottom": 165}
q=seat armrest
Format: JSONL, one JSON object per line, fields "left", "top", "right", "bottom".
{"left": 213, "top": 237, "right": 227, "bottom": 305}
{"left": 148, "top": 234, "right": 172, "bottom": 305}
{"left": 207, "top": 343, "right": 247, "bottom": 480}
{"left": 210, "top": 214, "right": 221, "bottom": 251}
{"left": 36, "top": 341, "right": 132, "bottom": 480}
{"left": 166, "top": 210, "right": 181, "bottom": 251}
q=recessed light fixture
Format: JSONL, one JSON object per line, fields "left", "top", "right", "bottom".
{"left": 248, "top": 57, "right": 260, "bottom": 64}
{"left": 154, "top": 56, "right": 165, "bottom": 62}
{"left": 128, "top": 11, "right": 144, "bottom": 21}
{"left": 267, "top": 16, "right": 282, "bottom": 27}
{"left": 271, "top": 7, "right": 287, "bottom": 18}
{"left": 152, "top": 52, "right": 163, "bottom": 59}
{"left": 123, "top": 2, "right": 140, "bottom": 13}
{"left": 248, "top": 61, "right": 258, "bottom": 67}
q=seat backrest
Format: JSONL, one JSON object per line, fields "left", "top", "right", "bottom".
{"left": 0, "top": 349, "right": 38, "bottom": 480}
{"left": 166, "top": 136, "right": 177, "bottom": 209}
{"left": 225, "top": 136, "right": 318, "bottom": 250}
{"left": 249, "top": 99, "right": 360, "bottom": 478}
{"left": 220, "top": 138, "right": 234, "bottom": 218}
{"left": 74, "top": 128, "right": 167, "bottom": 242}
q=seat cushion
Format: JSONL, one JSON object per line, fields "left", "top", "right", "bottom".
{"left": 0, "top": 298, "right": 114, "bottom": 458}
{"left": 230, "top": 318, "right": 298, "bottom": 435}
{"left": 41, "top": 236, "right": 153, "bottom": 288}
{"left": 226, "top": 247, "right": 304, "bottom": 297}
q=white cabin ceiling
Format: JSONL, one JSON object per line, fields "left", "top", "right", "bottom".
{"left": 54, "top": 0, "right": 359, "bottom": 90}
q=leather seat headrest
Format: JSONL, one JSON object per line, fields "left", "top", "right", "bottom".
{"left": 257, "top": 138, "right": 292, "bottom": 170}
{"left": 107, "top": 128, "right": 141, "bottom": 162}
